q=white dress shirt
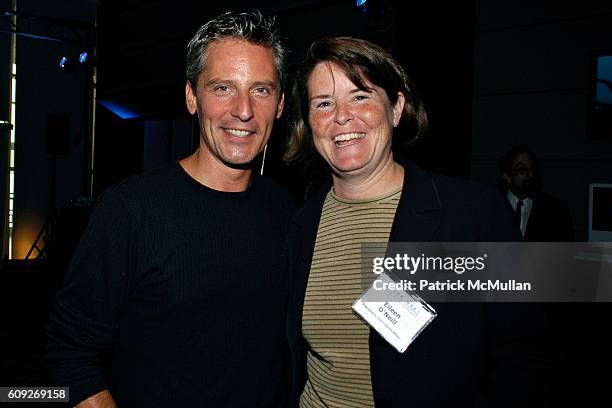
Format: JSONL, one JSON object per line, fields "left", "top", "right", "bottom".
{"left": 507, "top": 191, "right": 533, "bottom": 236}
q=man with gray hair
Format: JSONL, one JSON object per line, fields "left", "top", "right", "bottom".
{"left": 46, "top": 10, "right": 292, "bottom": 407}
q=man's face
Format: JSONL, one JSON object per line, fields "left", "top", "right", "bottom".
{"left": 503, "top": 152, "right": 538, "bottom": 196}
{"left": 185, "top": 39, "right": 284, "bottom": 167}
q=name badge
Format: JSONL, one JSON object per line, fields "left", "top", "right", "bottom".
{"left": 352, "top": 272, "right": 436, "bottom": 353}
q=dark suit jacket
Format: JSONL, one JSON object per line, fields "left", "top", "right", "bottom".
{"left": 287, "top": 158, "right": 551, "bottom": 407}
{"left": 523, "top": 192, "right": 574, "bottom": 242}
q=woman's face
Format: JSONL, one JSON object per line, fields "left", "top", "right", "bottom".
{"left": 307, "top": 62, "right": 404, "bottom": 179}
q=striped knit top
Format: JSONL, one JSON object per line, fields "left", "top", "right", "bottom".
{"left": 300, "top": 187, "right": 402, "bottom": 408}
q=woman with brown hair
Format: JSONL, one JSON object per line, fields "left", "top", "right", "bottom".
{"left": 285, "top": 37, "right": 548, "bottom": 407}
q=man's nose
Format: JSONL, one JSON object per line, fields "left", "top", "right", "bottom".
{"left": 231, "top": 92, "right": 254, "bottom": 121}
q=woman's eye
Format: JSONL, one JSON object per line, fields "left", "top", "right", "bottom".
{"left": 315, "top": 101, "right": 331, "bottom": 108}
{"left": 354, "top": 94, "right": 369, "bottom": 101}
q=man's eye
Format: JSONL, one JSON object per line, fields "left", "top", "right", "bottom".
{"left": 213, "top": 85, "right": 230, "bottom": 93}
{"left": 253, "top": 87, "right": 271, "bottom": 95}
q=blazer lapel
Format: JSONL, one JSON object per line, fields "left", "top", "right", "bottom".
{"left": 389, "top": 158, "right": 442, "bottom": 242}
{"left": 287, "top": 181, "right": 329, "bottom": 336}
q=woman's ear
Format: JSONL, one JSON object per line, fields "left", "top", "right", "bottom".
{"left": 392, "top": 92, "right": 406, "bottom": 127}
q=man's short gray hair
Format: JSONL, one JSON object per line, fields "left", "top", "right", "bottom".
{"left": 186, "top": 10, "right": 286, "bottom": 90}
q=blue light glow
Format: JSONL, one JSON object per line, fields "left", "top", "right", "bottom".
{"left": 596, "top": 56, "right": 612, "bottom": 105}
{"left": 79, "top": 52, "right": 88, "bottom": 64}
{"left": 59, "top": 56, "right": 68, "bottom": 69}
{"left": 356, "top": 0, "right": 367, "bottom": 6}
{"left": 98, "top": 100, "right": 141, "bottom": 119}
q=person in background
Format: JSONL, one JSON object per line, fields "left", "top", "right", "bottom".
{"left": 500, "top": 146, "right": 573, "bottom": 241}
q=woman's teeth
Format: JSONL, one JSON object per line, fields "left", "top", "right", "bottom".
{"left": 334, "top": 133, "right": 365, "bottom": 143}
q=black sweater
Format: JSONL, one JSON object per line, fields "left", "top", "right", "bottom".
{"left": 46, "top": 162, "right": 294, "bottom": 407}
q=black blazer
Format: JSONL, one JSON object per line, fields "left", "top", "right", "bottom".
{"left": 287, "top": 158, "right": 552, "bottom": 407}
{"left": 524, "top": 192, "right": 574, "bottom": 242}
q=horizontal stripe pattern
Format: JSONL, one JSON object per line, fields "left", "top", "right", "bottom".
{"left": 300, "top": 188, "right": 401, "bottom": 408}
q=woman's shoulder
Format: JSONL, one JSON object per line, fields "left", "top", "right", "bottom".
{"left": 398, "top": 157, "right": 504, "bottom": 209}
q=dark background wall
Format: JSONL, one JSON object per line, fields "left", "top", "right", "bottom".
{"left": 8, "top": 0, "right": 96, "bottom": 258}
{"left": 1, "top": 0, "right": 612, "bottom": 402}
{"left": 471, "top": 0, "right": 612, "bottom": 240}
{"left": 0, "top": 0, "right": 9, "bottom": 121}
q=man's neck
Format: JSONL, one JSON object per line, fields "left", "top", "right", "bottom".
{"left": 179, "top": 148, "right": 253, "bottom": 192}
{"left": 509, "top": 187, "right": 530, "bottom": 200}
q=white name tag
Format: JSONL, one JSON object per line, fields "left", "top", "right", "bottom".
{"left": 352, "top": 273, "right": 436, "bottom": 353}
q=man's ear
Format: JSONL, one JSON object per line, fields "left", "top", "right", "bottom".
{"left": 186, "top": 82, "right": 197, "bottom": 115}
{"left": 276, "top": 91, "right": 285, "bottom": 119}
{"left": 502, "top": 172, "right": 511, "bottom": 185}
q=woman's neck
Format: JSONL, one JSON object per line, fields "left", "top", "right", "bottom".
{"left": 331, "top": 158, "right": 404, "bottom": 201}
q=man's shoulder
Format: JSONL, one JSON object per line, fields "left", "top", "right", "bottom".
{"left": 118, "top": 164, "right": 180, "bottom": 190}
{"left": 99, "top": 164, "right": 183, "bottom": 205}
{"left": 535, "top": 191, "right": 569, "bottom": 209}
{"left": 254, "top": 175, "right": 292, "bottom": 195}
{"left": 290, "top": 180, "right": 330, "bottom": 228}
{"left": 253, "top": 175, "right": 296, "bottom": 208}
{"left": 82, "top": 167, "right": 181, "bottom": 232}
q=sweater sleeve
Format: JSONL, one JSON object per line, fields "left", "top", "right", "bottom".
{"left": 45, "top": 189, "right": 136, "bottom": 405}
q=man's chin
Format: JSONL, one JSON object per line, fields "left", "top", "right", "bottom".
{"left": 522, "top": 181, "right": 540, "bottom": 194}
{"left": 221, "top": 154, "right": 260, "bottom": 170}
{"left": 224, "top": 161, "right": 255, "bottom": 170}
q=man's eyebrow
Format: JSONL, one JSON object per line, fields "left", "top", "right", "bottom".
{"left": 202, "top": 78, "right": 233, "bottom": 87}
{"left": 252, "top": 80, "right": 277, "bottom": 87}
{"left": 202, "top": 79, "right": 279, "bottom": 88}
